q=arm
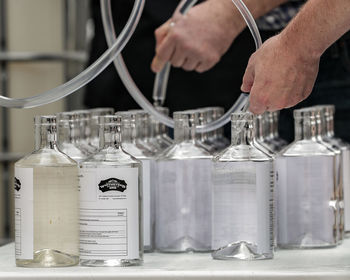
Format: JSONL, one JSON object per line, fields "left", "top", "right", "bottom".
{"left": 241, "top": 0, "right": 350, "bottom": 114}
{"left": 151, "top": 0, "right": 288, "bottom": 73}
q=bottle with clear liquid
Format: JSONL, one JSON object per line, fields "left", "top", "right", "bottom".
{"left": 155, "top": 111, "right": 212, "bottom": 252}
{"left": 118, "top": 112, "right": 155, "bottom": 252}
{"left": 263, "top": 112, "right": 287, "bottom": 152}
{"left": 276, "top": 108, "right": 337, "bottom": 248}
{"left": 56, "top": 112, "right": 89, "bottom": 162}
{"left": 15, "top": 115, "right": 79, "bottom": 267}
{"left": 79, "top": 115, "right": 143, "bottom": 266}
{"left": 72, "top": 109, "right": 98, "bottom": 155}
{"left": 89, "top": 107, "right": 115, "bottom": 148}
{"left": 211, "top": 112, "right": 274, "bottom": 260}
{"left": 321, "top": 105, "right": 350, "bottom": 236}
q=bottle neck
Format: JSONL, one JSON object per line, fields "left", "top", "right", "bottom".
{"left": 100, "top": 124, "right": 122, "bottom": 149}
{"left": 294, "top": 117, "right": 317, "bottom": 141}
{"left": 174, "top": 120, "right": 196, "bottom": 143}
{"left": 231, "top": 121, "right": 254, "bottom": 146}
{"left": 35, "top": 124, "right": 58, "bottom": 150}
{"left": 58, "top": 122, "right": 81, "bottom": 145}
{"left": 255, "top": 117, "right": 265, "bottom": 141}
{"left": 325, "top": 116, "right": 335, "bottom": 137}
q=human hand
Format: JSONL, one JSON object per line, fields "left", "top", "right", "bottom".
{"left": 151, "top": 0, "right": 244, "bottom": 73}
{"left": 241, "top": 35, "right": 321, "bottom": 114}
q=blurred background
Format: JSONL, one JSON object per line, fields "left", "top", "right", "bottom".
{"left": 0, "top": 0, "right": 91, "bottom": 244}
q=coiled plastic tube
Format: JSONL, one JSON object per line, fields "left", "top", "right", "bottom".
{"left": 102, "top": 0, "right": 261, "bottom": 132}
{"left": 0, "top": 0, "right": 144, "bottom": 108}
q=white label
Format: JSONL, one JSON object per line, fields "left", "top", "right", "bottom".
{"left": 140, "top": 160, "right": 152, "bottom": 248}
{"left": 79, "top": 167, "right": 140, "bottom": 260}
{"left": 14, "top": 167, "right": 34, "bottom": 260}
{"left": 212, "top": 161, "right": 274, "bottom": 254}
{"left": 276, "top": 156, "right": 336, "bottom": 247}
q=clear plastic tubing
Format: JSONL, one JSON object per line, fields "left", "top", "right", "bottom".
{"left": 0, "top": 0, "right": 145, "bottom": 108}
{"left": 101, "top": 0, "right": 262, "bottom": 132}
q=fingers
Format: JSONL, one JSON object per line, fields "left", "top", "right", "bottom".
{"left": 154, "top": 20, "right": 171, "bottom": 46}
{"left": 151, "top": 35, "right": 175, "bottom": 72}
{"left": 183, "top": 58, "right": 200, "bottom": 71}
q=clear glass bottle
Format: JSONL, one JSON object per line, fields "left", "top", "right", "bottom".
{"left": 149, "top": 106, "right": 173, "bottom": 151}
{"left": 211, "top": 112, "right": 274, "bottom": 260}
{"left": 263, "top": 111, "right": 288, "bottom": 152}
{"left": 155, "top": 111, "right": 212, "bottom": 252}
{"left": 210, "top": 107, "right": 230, "bottom": 151}
{"left": 321, "top": 105, "right": 350, "bottom": 235}
{"left": 118, "top": 112, "right": 155, "bottom": 252}
{"left": 72, "top": 109, "right": 98, "bottom": 155}
{"left": 276, "top": 108, "right": 337, "bottom": 248}
{"left": 79, "top": 115, "right": 143, "bottom": 266}
{"left": 56, "top": 112, "right": 89, "bottom": 162}
{"left": 89, "top": 107, "right": 115, "bottom": 148}
{"left": 15, "top": 115, "right": 79, "bottom": 267}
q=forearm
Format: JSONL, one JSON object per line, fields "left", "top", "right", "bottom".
{"left": 281, "top": 0, "right": 350, "bottom": 59}
{"left": 205, "top": 0, "right": 289, "bottom": 34}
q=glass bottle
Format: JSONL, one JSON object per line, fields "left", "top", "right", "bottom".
{"left": 210, "top": 107, "right": 230, "bottom": 152}
{"left": 56, "top": 112, "right": 89, "bottom": 162}
{"left": 79, "top": 115, "right": 143, "bottom": 266}
{"left": 15, "top": 115, "right": 79, "bottom": 267}
{"left": 211, "top": 112, "right": 274, "bottom": 260}
{"left": 118, "top": 112, "right": 155, "bottom": 252}
{"left": 72, "top": 109, "right": 98, "bottom": 155}
{"left": 276, "top": 108, "right": 337, "bottom": 248}
{"left": 155, "top": 111, "right": 212, "bottom": 252}
{"left": 321, "top": 105, "right": 350, "bottom": 235}
{"left": 89, "top": 107, "right": 115, "bottom": 148}
{"left": 263, "top": 111, "right": 288, "bottom": 152}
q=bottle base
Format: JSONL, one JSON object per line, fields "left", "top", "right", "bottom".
{"left": 16, "top": 249, "right": 79, "bottom": 267}
{"left": 211, "top": 241, "right": 273, "bottom": 260}
{"left": 156, "top": 236, "right": 211, "bottom": 253}
{"left": 278, "top": 243, "right": 337, "bottom": 249}
{"left": 80, "top": 258, "right": 143, "bottom": 267}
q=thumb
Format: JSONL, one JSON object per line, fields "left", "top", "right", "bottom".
{"left": 241, "top": 64, "right": 255, "bottom": 93}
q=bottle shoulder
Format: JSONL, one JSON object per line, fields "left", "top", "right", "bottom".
{"left": 15, "top": 147, "right": 77, "bottom": 167}
{"left": 213, "top": 143, "right": 273, "bottom": 162}
{"left": 157, "top": 141, "right": 212, "bottom": 160}
{"left": 80, "top": 147, "right": 141, "bottom": 167}
{"left": 280, "top": 139, "right": 335, "bottom": 157}
{"left": 122, "top": 142, "right": 154, "bottom": 159}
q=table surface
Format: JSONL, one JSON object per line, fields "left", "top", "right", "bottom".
{"left": 0, "top": 240, "right": 350, "bottom": 280}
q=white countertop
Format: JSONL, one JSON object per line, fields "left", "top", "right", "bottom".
{"left": 0, "top": 240, "right": 350, "bottom": 280}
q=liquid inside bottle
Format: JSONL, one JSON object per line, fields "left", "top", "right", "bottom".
{"left": 211, "top": 112, "right": 274, "bottom": 260}
{"left": 155, "top": 111, "right": 212, "bottom": 252}
{"left": 276, "top": 108, "right": 337, "bottom": 248}
{"left": 15, "top": 115, "right": 79, "bottom": 267}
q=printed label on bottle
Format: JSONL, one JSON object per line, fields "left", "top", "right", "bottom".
{"left": 212, "top": 161, "right": 274, "bottom": 255}
{"left": 14, "top": 167, "right": 34, "bottom": 260}
{"left": 79, "top": 167, "right": 140, "bottom": 260}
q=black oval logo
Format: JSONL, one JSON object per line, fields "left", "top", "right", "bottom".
{"left": 98, "top": 178, "right": 127, "bottom": 193}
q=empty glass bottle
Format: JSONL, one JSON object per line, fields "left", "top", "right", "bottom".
{"left": 89, "top": 107, "right": 115, "bottom": 148}
{"left": 56, "top": 112, "right": 88, "bottom": 162}
{"left": 212, "top": 112, "right": 274, "bottom": 260}
{"left": 118, "top": 112, "right": 155, "bottom": 252}
{"left": 156, "top": 111, "right": 212, "bottom": 252}
{"left": 15, "top": 116, "right": 79, "bottom": 267}
{"left": 79, "top": 115, "right": 143, "bottom": 266}
{"left": 276, "top": 108, "right": 337, "bottom": 248}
